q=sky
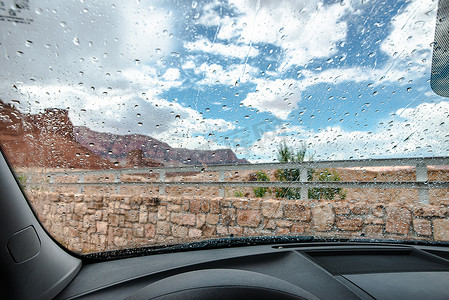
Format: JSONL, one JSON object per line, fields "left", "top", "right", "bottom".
{"left": 0, "top": 0, "right": 448, "bottom": 162}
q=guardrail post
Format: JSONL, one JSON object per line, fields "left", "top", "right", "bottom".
{"left": 49, "top": 174, "right": 54, "bottom": 192}
{"left": 159, "top": 170, "right": 166, "bottom": 196}
{"left": 219, "top": 170, "right": 225, "bottom": 198}
{"left": 416, "top": 163, "right": 429, "bottom": 204}
{"left": 78, "top": 174, "right": 85, "bottom": 194}
{"left": 300, "top": 167, "right": 308, "bottom": 200}
{"left": 114, "top": 173, "right": 120, "bottom": 194}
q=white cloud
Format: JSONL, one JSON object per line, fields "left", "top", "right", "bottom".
{"left": 119, "top": 1, "right": 178, "bottom": 64}
{"left": 182, "top": 59, "right": 197, "bottom": 70}
{"left": 194, "top": 62, "right": 259, "bottom": 86}
{"left": 380, "top": 0, "right": 437, "bottom": 64}
{"left": 243, "top": 78, "right": 299, "bottom": 119}
{"left": 244, "top": 101, "right": 449, "bottom": 162}
{"left": 200, "top": 0, "right": 351, "bottom": 68}
{"left": 14, "top": 82, "right": 235, "bottom": 150}
{"left": 184, "top": 38, "right": 259, "bottom": 59}
{"left": 213, "top": 0, "right": 438, "bottom": 121}
{"left": 240, "top": 60, "right": 432, "bottom": 121}
{"left": 162, "top": 68, "right": 181, "bottom": 81}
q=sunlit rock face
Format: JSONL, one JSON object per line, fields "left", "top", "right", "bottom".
{"left": 0, "top": 101, "right": 112, "bottom": 169}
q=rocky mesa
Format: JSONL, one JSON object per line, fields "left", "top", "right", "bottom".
{"left": 0, "top": 101, "right": 248, "bottom": 169}
{"left": 0, "top": 102, "right": 113, "bottom": 169}
{"left": 74, "top": 126, "right": 249, "bottom": 166}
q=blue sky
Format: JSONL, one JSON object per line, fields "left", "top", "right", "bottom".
{"left": 1, "top": 0, "right": 448, "bottom": 162}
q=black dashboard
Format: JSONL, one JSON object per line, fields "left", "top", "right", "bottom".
{"left": 56, "top": 242, "right": 449, "bottom": 299}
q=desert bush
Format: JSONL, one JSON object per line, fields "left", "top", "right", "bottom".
{"left": 234, "top": 189, "right": 245, "bottom": 197}
{"left": 308, "top": 169, "right": 347, "bottom": 200}
{"left": 274, "top": 141, "right": 345, "bottom": 200}
{"left": 274, "top": 141, "right": 312, "bottom": 199}
{"left": 249, "top": 170, "right": 270, "bottom": 197}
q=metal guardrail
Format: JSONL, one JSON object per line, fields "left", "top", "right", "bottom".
{"left": 35, "top": 156, "right": 449, "bottom": 204}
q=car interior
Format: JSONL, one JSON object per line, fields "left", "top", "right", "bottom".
{"left": 1, "top": 0, "right": 449, "bottom": 299}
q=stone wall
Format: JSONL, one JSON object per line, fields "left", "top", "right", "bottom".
{"left": 27, "top": 191, "right": 449, "bottom": 253}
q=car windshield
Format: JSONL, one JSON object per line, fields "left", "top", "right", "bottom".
{"left": 0, "top": 0, "right": 448, "bottom": 255}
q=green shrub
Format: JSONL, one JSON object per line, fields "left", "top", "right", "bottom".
{"left": 234, "top": 189, "right": 245, "bottom": 197}
{"left": 309, "top": 169, "right": 346, "bottom": 200}
{"left": 274, "top": 141, "right": 312, "bottom": 199}
{"left": 250, "top": 170, "right": 270, "bottom": 197}
{"left": 17, "top": 174, "right": 27, "bottom": 189}
{"left": 274, "top": 141, "right": 346, "bottom": 200}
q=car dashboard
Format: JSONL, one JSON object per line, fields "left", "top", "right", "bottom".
{"left": 56, "top": 242, "right": 449, "bottom": 299}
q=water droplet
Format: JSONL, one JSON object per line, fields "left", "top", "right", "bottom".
{"left": 191, "top": 1, "right": 198, "bottom": 9}
{"left": 25, "top": 40, "right": 33, "bottom": 47}
{"left": 73, "top": 37, "right": 80, "bottom": 46}
{"left": 137, "top": 122, "right": 143, "bottom": 126}
{"left": 59, "top": 21, "right": 66, "bottom": 28}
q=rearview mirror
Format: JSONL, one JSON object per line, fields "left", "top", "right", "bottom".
{"left": 431, "top": 0, "right": 449, "bottom": 96}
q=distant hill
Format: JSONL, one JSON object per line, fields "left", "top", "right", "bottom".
{"left": 74, "top": 126, "right": 249, "bottom": 166}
